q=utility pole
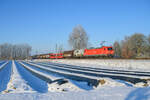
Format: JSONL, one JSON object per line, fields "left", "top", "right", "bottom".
{"left": 36, "top": 50, "right": 38, "bottom": 55}
{"left": 55, "top": 44, "right": 58, "bottom": 59}
{"left": 100, "top": 41, "right": 106, "bottom": 47}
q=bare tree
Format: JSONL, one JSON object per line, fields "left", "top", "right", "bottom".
{"left": 147, "top": 35, "right": 150, "bottom": 57}
{"left": 121, "top": 36, "right": 134, "bottom": 58}
{"left": 69, "top": 25, "right": 89, "bottom": 49}
{"left": 128, "top": 33, "right": 148, "bottom": 58}
{"left": 113, "top": 41, "right": 121, "bottom": 58}
{"left": 148, "top": 35, "right": 150, "bottom": 44}
{"left": 0, "top": 43, "right": 12, "bottom": 59}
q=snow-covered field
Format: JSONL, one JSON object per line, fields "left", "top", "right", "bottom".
{"left": 34, "top": 59, "right": 150, "bottom": 71}
{"left": 0, "top": 59, "right": 150, "bottom": 100}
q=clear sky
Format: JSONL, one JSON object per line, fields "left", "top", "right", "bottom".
{"left": 0, "top": 0, "right": 150, "bottom": 54}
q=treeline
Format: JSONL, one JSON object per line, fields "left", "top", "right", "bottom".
{"left": 113, "top": 33, "right": 150, "bottom": 58}
{"left": 0, "top": 43, "right": 32, "bottom": 60}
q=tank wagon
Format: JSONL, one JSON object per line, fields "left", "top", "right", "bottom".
{"left": 32, "top": 53, "right": 50, "bottom": 59}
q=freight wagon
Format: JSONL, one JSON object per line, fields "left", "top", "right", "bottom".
{"left": 32, "top": 46, "right": 114, "bottom": 59}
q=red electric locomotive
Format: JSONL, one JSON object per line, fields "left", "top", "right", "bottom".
{"left": 83, "top": 46, "right": 114, "bottom": 57}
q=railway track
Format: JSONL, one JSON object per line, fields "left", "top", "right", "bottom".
{"left": 24, "top": 61, "right": 149, "bottom": 85}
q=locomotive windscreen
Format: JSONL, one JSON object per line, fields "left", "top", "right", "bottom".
{"left": 108, "top": 48, "right": 113, "bottom": 50}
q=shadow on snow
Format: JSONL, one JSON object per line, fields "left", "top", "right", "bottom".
{"left": 15, "top": 61, "right": 48, "bottom": 93}
{"left": 69, "top": 80, "right": 93, "bottom": 90}
{"left": 125, "top": 87, "right": 150, "bottom": 100}
{"left": 24, "top": 62, "right": 95, "bottom": 91}
{"left": 0, "top": 61, "right": 12, "bottom": 92}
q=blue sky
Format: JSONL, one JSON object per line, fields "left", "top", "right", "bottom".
{"left": 0, "top": 0, "right": 150, "bottom": 54}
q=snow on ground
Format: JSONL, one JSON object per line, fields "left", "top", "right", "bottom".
{"left": 0, "top": 60, "right": 150, "bottom": 100}
{"left": 2, "top": 61, "right": 34, "bottom": 93}
{"left": 33, "top": 59, "right": 150, "bottom": 71}
{"left": 21, "top": 61, "right": 103, "bottom": 92}
{"left": 48, "top": 78, "right": 125, "bottom": 92}
{"left": 48, "top": 80, "right": 83, "bottom": 92}
{"left": 1, "top": 86, "right": 150, "bottom": 100}
{"left": 19, "top": 62, "right": 84, "bottom": 92}
{"left": 25, "top": 61, "right": 136, "bottom": 88}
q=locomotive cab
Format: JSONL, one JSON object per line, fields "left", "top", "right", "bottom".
{"left": 105, "top": 47, "right": 114, "bottom": 57}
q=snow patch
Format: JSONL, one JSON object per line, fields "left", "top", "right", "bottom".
{"left": 48, "top": 80, "right": 82, "bottom": 92}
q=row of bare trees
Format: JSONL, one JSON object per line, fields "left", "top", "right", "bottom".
{"left": 0, "top": 43, "right": 32, "bottom": 60}
{"left": 113, "top": 33, "right": 150, "bottom": 58}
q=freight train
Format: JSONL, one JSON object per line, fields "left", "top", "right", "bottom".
{"left": 32, "top": 46, "right": 114, "bottom": 59}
